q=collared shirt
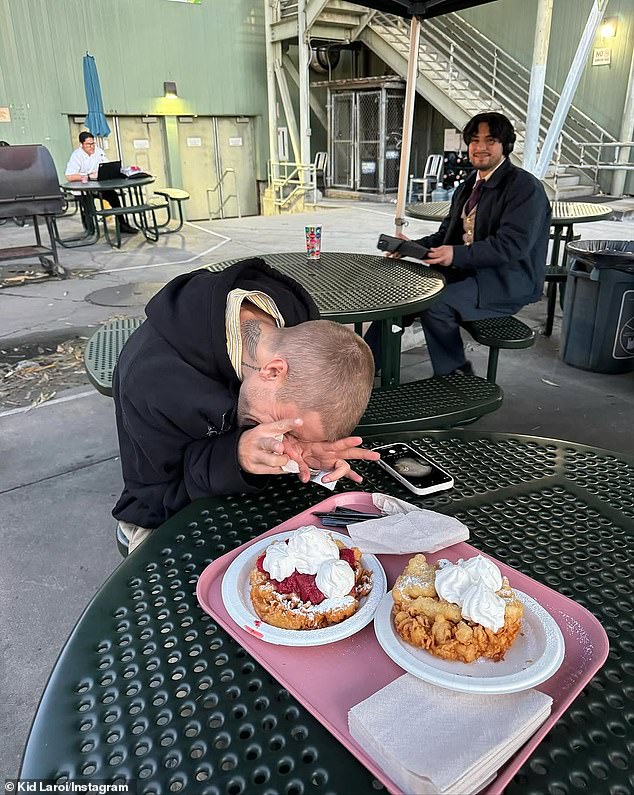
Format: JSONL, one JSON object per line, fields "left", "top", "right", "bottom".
{"left": 64, "top": 145, "right": 108, "bottom": 176}
{"left": 225, "top": 289, "right": 285, "bottom": 379}
{"left": 462, "top": 157, "right": 507, "bottom": 245}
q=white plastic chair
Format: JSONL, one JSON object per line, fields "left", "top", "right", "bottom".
{"left": 408, "top": 154, "right": 444, "bottom": 202}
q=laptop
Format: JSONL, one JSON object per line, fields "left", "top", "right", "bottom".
{"left": 96, "top": 160, "right": 122, "bottom": 181}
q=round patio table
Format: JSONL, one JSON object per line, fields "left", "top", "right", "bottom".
{"left": 20, "top": 430, "right": 634, "bottom": 795}
{"left": 208, "top": 252, "right": 446, "bottom": 388}
{"left": 57, "top": 176, "right": 155, "bottom": 247}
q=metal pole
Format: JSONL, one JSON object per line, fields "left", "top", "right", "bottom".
{"left": 535, "top": 0, "right": 608, "bottom": 179}
{"left": 394, "top": 15, "right": 421, "bottom": 233}
{"left": 523, "top": 0, "right": 553, "bottom": 173}
{"left": 611, "top": 43, "right": 634, "bottom": 196}
{"left": 298, "top": 0, "right": 311, "bottom": 180}
{"left": 264, "top": 0, "right": 279, "bottom": 175}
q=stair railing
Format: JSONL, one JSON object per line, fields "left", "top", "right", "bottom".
{"left": 207, "top": 168, "right": 242, "bottom": 220}
{"left": 268, "top": 160, "right": 317, "bottom": 208}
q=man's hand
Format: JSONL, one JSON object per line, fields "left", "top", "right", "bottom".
{"left": 237, "top": 418, "right": 304, "bottom": 475}
{"left": 424, "top": 245, "right": 454, "bottom": 267}
{"left": 283, "top": 436, "right": 381, "bottom": 485}
{"left": 385, "top": 231, "right": 409, "bottom": 259}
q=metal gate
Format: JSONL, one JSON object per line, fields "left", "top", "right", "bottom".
{"left": 332, "top": 92, "right": 353, "bottom": 189}
{"left": 329, "top": 84, "right": 404, "bottom": 193}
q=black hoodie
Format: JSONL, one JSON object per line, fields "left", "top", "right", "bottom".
{"left": 112, "top": 258, "right": 319, "bottom": 529}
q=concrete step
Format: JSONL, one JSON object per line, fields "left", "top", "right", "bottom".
{"left": 554, "top": 184, "right": 596, "bottom": 199}
{"left": 556, "top": 175, "right": 581, "bottom": 188}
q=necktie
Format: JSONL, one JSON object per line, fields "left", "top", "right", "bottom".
{"left": 464, "top": 178, "right": 485, "bottom": 216}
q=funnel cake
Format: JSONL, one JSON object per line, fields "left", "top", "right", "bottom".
{"left": 392, "top": 554, "right": 524, "bottom": 663}
{"left": 250, "top": 530, "right": 373, "bottom": 630}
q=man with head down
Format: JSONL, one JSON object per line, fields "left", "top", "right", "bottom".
{"left": 112, "top": 257, "right": 378, "bottom": 553}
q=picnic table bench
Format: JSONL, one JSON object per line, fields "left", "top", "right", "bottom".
{"left": 84, "top": 312, "right": 534, "bottom": 431}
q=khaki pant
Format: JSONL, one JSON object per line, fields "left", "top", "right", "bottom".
{"left": 117, "top": 521, "right": 153, "bottom": 553}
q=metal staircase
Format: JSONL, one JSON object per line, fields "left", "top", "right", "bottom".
{"left": 273, "top": 1, "right": 619, "bottom": 198}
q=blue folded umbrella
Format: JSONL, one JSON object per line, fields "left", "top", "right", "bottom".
{"left": 83, "top": 54, "right": 111, "bottom": 138}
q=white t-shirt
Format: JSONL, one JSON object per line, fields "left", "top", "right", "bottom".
{"left": 64, "top": 146, "right": 108, "bottom": 177}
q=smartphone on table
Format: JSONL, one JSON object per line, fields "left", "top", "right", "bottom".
{"left": 372, "top": 442, "right": 454, "bottom": 496}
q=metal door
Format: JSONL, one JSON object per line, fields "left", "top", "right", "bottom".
{"left": 117, "top": 116, "right": 169, "bottom": 190}
{"left": 212, "top": 117, "right": 258, "bottom": 218}
{"left": 177, "top": 117, "right": 219, "bottom": 221}
{"left": 330, "top": 92, "right": 354, "bottom": 189}
{"left": 356, "top": 91, "right": 380, "bottom": 191}
{"left": 67, "top": 116, "right": 119, "bottom": 161}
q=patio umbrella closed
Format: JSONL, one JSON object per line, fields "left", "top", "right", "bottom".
{"left": 82, "top": 54, "right": 111, "bottom": 138}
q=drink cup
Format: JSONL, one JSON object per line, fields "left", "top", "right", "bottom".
{"left": 81, "top": 175, "right": 88, "bottom": 184}
{"left": 305, "top": 225, "right": 322, "bottom": 260}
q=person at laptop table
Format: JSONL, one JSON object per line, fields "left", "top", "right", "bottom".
{"left": 65, "top": 131, "right": 137, "bottom": 235}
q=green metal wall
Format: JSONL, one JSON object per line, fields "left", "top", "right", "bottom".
{"left": 0, "top": 0, "right": 268, "bottom": 179}
{"left": 460, "top": 0, "right": 634, "bottom": 139}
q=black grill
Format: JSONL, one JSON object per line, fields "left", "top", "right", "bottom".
{"left": 0, "top": 144, "right": 67, "bottom": 278}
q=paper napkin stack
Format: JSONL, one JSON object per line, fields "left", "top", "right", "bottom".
{"left": 348, "top": 674, "right": 552, "bottom": 795}
{"left": 346, "top": 492, "right": 469, "bottom": 554}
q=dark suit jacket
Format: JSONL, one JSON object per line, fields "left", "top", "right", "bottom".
{"left": 416, "top": 159, "right": 551, "bottom": 313}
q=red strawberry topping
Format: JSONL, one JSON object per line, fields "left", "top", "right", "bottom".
{"left": 339, "top": 547, "right": 356, "bottom": 567}
{"left": 261, "top": 538, "right": 358, "bottom": 606}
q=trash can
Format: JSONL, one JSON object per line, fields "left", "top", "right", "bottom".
{"left": 560, "top": 240, "right": 634, "bottom": 373}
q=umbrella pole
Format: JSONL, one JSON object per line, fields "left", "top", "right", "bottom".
{"left": 394, "top": 15, "right": 421, "bottom": 236}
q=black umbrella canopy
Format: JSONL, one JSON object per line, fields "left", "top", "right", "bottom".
{"left": 348, "top": 0, "right": 495, "bottom": 18}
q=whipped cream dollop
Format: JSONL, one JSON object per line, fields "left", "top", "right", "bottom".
{"left": 434, "top": 555, "right": 506, "bottom": 632}
{"left": 262, "top": 539, "right": 298, "bottom": 581}
{"left": 263, "top": 525, "right": 342, "bottom": 581}
{"left": 315, "top": 558, "right": 356, "bottom": 599}
{"left": 286, "top": 525, "right": 340, "bottom": 574}
{"left": 434, "top": 563, "right": 473, "bottom": 605}
{"left": 460, "top": 581, "right": 506, "bottom": 632}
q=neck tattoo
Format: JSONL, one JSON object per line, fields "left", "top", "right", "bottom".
{"left": 242, "top": 319, "right": 262, "bottom": 360}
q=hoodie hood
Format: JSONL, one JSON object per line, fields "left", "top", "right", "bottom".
{"left": 145, "top": 258, "right": 320, "bottom": 380}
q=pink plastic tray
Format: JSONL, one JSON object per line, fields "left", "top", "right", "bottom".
{"left": 196, "top": 492, "right": 609, "bottom": 794}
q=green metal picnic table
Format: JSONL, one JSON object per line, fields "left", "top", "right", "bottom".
{"left": 85, "top": 252, "right": 446, "bottom": 393}
{"left": 19, "top": 429, "right": 634, "bottom": 793}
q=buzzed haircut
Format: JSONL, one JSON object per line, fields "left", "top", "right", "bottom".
{"left": 271, "top": 320, "right": 374, "bottom": 439}
{"left": 79, "top": 131, "right": 95, "bottom": 144}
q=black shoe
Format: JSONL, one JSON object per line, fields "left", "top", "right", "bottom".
{"left": 119, "top": 223, "right": 138, "bottom": 235}
{"left": 450, "top": 361, "right": 475, "bottom": 376}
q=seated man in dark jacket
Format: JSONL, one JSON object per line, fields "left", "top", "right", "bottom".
{"left": 370, "top": 111, "right": 551, "bottom": 376}
{"left": 113, "top": 257, "right": 377, "bottom": 552}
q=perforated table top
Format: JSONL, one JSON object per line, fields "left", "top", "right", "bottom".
{"left": 405, "top": 200, "right": 613, "bottom": 226}
{"left": 21, "top": 431, "right": 634, "bottom": 794}
{"left": 206, "top": 252, "right": 444, "bottom": 323}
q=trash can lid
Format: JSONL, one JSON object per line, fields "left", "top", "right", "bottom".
{"left": 567, "top": 240, "right": 634, "bottom": 272}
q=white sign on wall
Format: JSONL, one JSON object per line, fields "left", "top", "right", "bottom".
{"left": 228, "top": 137, "right": 243, "bottom": 147}
{"left": 133, "top": 139, "right": 150, "bottom": 150}
{"left": 186, "top": 137, "right": 202, "bottom": 147}
{"left": 444, "top": 128, "right": 463, "bottom": 151}
{"left": 592, "top": 47, "right": 611, "bottom": 66}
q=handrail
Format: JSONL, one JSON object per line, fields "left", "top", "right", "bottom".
{"left": 367, "top": 9, "right": 617, "bottom": 182}
{"left": 267, "top": 160, "right": 317, "bottom": 208}
{"left": 207, "top": 168, "right": 241, "bottom": 219}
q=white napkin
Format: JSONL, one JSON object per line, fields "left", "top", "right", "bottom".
{"left": 346, "top": 492, "right": 469, "bottom": 554}
{"left": 275, "top": 435, "right": 336, "bottom": 490}
{"left": 349, "top": 674, "right": 552, "bottom": 795}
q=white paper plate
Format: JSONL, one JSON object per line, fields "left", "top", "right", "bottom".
{"left": 374, "top": 590, "right": 565, "bottom": 694}
{"left": 221, "top": 531, "right": 387, "bottom": 646}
